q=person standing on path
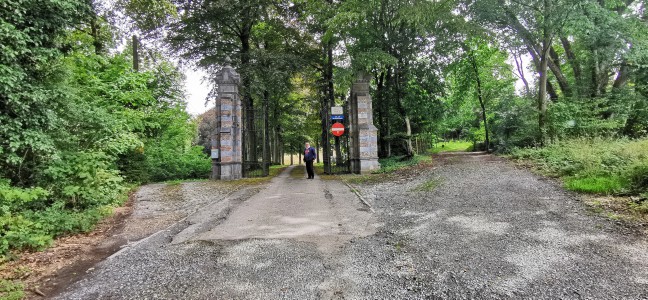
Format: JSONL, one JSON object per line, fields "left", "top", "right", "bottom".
{"left": 304, "top": 142, "right": 317, "bottom": 179}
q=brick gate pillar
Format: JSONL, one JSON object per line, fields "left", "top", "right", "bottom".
{"left": 349, "top": 72, "right": 380, "bottom": 174}
{"left": 212, "top": 58, "right": 242, "bottom": 180}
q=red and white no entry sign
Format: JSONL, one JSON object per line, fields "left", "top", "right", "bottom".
{"left": 331, "top": 122, "right": 345, "bottom": 137}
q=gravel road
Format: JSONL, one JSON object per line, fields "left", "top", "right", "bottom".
{"left": 54, "top": 155, "right": 648, "bottom": 299}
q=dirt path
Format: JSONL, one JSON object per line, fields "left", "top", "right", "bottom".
{"left": 52, "top": 155, "right": 648, "bottom": 299}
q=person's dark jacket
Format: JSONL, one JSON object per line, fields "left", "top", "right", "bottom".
{"left": 304, "top": 147, "right": 317, "bottom": 162}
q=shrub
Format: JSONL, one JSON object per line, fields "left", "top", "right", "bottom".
{"left": 0, "top": 180, "right": 115, "bottom": 256}
{"left": 626, "top": 163, "right": 648, "bottom": 193}
{"left": 0, "top": 179, "right": 50, "bottom": 213}
{"left": 145, "top": 146, "right": 211, "bottom": 182}
{"left": 42, "top": 151, "right": 127, "bottom": 209}
{"left": 0, "top": 279, "right": 24, "bottom": 300}
{"left": 0, "top": 214, "right": 52, "bottom": 255}
{"left": 375, "top": 155, "right": 431, "bottom": 174}
{"left": 512, "top": 138, "right": 648, "bottom": 195}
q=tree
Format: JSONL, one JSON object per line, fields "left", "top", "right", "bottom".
{"left": 447, "top": 38, "right": 517, "bottom": 150}
{"left": 0, "top": 0, "right": 91, "bottom": 185}
{"left": 332, "top": 0, "right": 458, "bottom": 157}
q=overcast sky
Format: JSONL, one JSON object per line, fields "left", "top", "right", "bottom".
{"left": 184, "top": 68, "right": 212, "bottom": 116}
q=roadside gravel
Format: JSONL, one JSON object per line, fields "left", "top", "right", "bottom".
{"left": 54, "top": 154, "right": 648, "bottom": 299}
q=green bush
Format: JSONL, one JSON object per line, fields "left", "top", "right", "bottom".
{"left": 375, "top": 155, "right": 431, "bottom": 174}
{"left": 0, "top": 179, "right": 50, "bottom": 213}
{"left": 145, "top": 146, "right": 211, "bottom": 182}
{"left": 0, "top": 214, "right": 52, "bottom": 255}
{"left": 626, "top": 163, "right": 648, "bottom": 192}
{"left": 512, "top": 138, "right": 648, "bottom": 195}
{"left": 0, "top": 279, "right": 24, "bottom": 300}
{"left": 42, "top": 151, "right": 127, "bottom": 209}
{"left": 23, "top": 202, "right": 112, "bottom": 238}
{"left": 0, "top": 180, "right": 115, "bottom": 256}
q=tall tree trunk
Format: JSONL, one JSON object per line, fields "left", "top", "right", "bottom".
{"left": 538, "top": 0, "right": 551, "bottom": 145}
{"left": 394, "top": 65, "right": 414, "bottom": 157}
{"left": 613, "top": 62, "right": 631, "bottom": 89}
{"left": 240, "top": 31, "right": 255, "bottom": 165}
{"left": 526, "top": 45, "right": 559, "bottom": 100}
{"left": 90, "top": 12, "right": 103, "bottom": 55}
{"left": 560, "top": 36, "right": 582, "bottom": 94}
{"left": 547, "top": 46, "right": 572, "bottom": 97}
{"left": 591, "top": 48, "right": 600, "bottom": 98}
{"left": 404, "top": 115, "right": 414, "bottom": 156}
{"left": 132, "top": 35, "right": 139, "bottom": 72}
{"left": 263, "top": 90, "right": 270, "bottom": 176}
{"left": 376, "top": 71, "right": 388, "bottom": 158}
{"left": 469, "top": 51, "right": 490, "bottom": 151}
{"left": 502, "top": 2, "right": 570, "bottom": 98}
{"left": 316, "top": 140, "right": 320, "bottom": 164}
{"left": 513, "top": 50, "right": 531, "bottom": 95}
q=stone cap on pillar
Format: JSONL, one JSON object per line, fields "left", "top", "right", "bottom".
{"left": 216, "top": 56, "right": 241, "bottom": 85}
{"left": 352, "top": 71, "right": 371, "bottom": 93}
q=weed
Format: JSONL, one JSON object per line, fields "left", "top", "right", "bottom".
{"left": 343, "top": 174, "right": 388, "bottom": 185}
{"left": 374, "top": 155, "right": 431, "bottom": 174}
{"left": 607, "top": 213, "right": 622, "bottom": 220}
{"left": 512, "top": 138, "right": 648, "bottom": 196}
{"left": 564, "top": 175, "right": 626, "bottom": 194}
{"left": 411, "top": 178, "right": 443, "bottom": 192}
{"left": 0, "top": 279, "right": 24, "bottom": 300}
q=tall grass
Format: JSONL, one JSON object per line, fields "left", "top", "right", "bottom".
{"left": 511, "top": 138, "right": 648, "bottom": 195}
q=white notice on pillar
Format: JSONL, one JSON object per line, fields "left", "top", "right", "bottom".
{"left": 331, "top": 106, "right": 343, "bottom": 115}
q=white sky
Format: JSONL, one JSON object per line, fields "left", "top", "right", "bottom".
{"left": 184, "top": 68, "right": 212, "bottom": 116}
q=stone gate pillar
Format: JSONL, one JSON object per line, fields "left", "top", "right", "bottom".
{"left": 212, "top": 58, "right": 242, "bottom": 180}
{"left": 349, "top": 72, "right": 380, "bottom": 174}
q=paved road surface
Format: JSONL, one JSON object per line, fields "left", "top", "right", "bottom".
{"left": 55, "top": 156, "right": 648, "bottom": 299}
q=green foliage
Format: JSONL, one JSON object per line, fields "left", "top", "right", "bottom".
{"left": 0, "top": 1, "right": 210, "bottom": 257}
{"left": 0, "top": 0, "right": 91, "bottom": 185}
{"left": 145, "top": 146, "right": 211, "bottom": 182}
{"left": 512, "top": 138, "right": 648, "bottom": 195}
{"left": 564, "top": 176, "right": 626, "bottom": 194}
{"left": 0, "top": 279, "right": 24, "bottom": 300}
{"left": 0, "top": 179, "right": 49, "bottom": 214}
{"left": 0, "top": 213, "right": 52, "bottom": 255}
{"left": 411, "top": 178, "right": 443, "bottom": 192}
{"left": 43, "top": 152, "right": 126, "bottom": 209}
{"left": 430, "top": 141, "right": 474, "bottom": 154}
{"left": 0, "top": 179, "right": 115, "bottom": 256}
{"left": 374, "top": 155, "right": 431, "bottom": 174}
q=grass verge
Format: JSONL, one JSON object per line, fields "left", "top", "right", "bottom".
{"left": 374, "top": 155, "right": 432, "bottom": 174}
{"left": 511, "top": 137, "right": 648, "bottom": 223}
{"left": 429, "top": 140, "right": 474, "bottom": 154}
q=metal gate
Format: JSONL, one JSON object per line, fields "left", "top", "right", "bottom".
{"left": 242, "top": 106, "right": 269, "bottom": 178}
{"left": 323, "top": 102, "right": 351, "bottom": 174}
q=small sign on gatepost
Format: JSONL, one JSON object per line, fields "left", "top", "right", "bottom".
{"left": 211, "top": 148, "right": 219, "bottom": 159}
{"left": 331, "top": 106, "right": 343, "bottom": 115}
